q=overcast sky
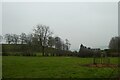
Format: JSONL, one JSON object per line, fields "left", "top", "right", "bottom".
{"left": 2, "top": 2, "right": 118, "bottom": 50}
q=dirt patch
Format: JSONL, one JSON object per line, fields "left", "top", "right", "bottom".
{"left": 81, "top": 64, "right": 118, "bottom": 68}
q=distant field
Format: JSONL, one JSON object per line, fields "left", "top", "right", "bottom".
{"left": 2, "top": 56, "right": 119, "bottom": 78}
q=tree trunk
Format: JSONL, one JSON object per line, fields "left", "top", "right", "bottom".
{"left": 42, "top": 46, "right": 44, "bottom": 56}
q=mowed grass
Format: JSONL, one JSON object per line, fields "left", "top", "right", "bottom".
{"left": 2, "top": 56, "right": 119, "bottom": 78}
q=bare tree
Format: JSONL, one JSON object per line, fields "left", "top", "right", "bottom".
{"left": 25, "top": 33, "right": 34, "bottom": 55}
{"left": 32, "top": 34, "right": 39, "bottom": 45}
{"left": 48, "top": 36, "right": 55, "bottom": 48}
{"left": 65, "top": 39, "right": 71, "bottom": 51}
{"left": 20, "top": 33, "right": 27, "bottom": 44}
{"left": 12, "top": 34, "right": 19, "bottom": 44}
{"left": 33, "top": 24, "right": 53, "bottom": 56}
{"left": 26, "top": 34, "right": 33, "bottom": 44}
{"left": 4, "top": 34, "right": 13, "bottom": 44}
{"left": 62, "top": 43, "right": 66, "bottom": 50}
{"left": 55, "top": 36, "right": 63, "bottom": 50}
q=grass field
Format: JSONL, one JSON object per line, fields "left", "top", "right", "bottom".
{"left": 2, "top": 56, "right": 119, "bottom": 78}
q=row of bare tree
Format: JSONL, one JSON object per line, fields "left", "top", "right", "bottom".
{"left": 0, "top": 24, "right": 71, "bottom": 56}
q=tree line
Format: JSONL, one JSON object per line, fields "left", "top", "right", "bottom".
{"left": 109, "top": 36, "right": 120, "bottom": 50}
{"left": 1, "top": 24, "right": 71, "bottom": 56}
{"left": 106, "top": 36, "right": 120, "bottom": 57}
{"left": 0, "top": 24, "right": 119, "bottom": 57}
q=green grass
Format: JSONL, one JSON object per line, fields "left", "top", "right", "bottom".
{"left": 2, "top": 56, "right": 119, "bottom": 78}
